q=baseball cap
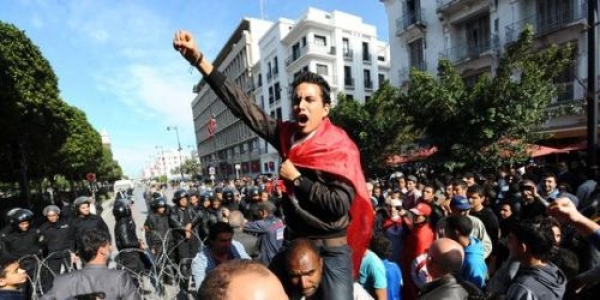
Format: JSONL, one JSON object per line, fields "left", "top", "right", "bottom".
{"left": 407, "top": 175, "right": 418, "bottom": 183}
{"left": 450, "top": 196, "right": 471, "bottom": 211}
{"left": 409, "top": 202, "right": 432, "bottom": 217}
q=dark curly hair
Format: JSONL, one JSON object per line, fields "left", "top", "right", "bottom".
{"left": 510, "top": 219, "right": 556, "bottom": 261}
{"left": 291, "top": 72, "right": 331, "bottom": 105}
{"left": 369, "top": 234, "right": 393, "bottom": 260}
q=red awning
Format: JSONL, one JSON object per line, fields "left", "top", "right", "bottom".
{"left": 526, "top": 144, "right": 568, "bottom": 157}
{"left": 559, "top": 140, "right": 587, "bottom": 152}
{"left": 386, "top": 146, "right": 438, "bottom": 165}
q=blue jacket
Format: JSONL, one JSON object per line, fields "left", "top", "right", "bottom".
{"left": 383, "top": 259, "right": 402, "bottom": 300}
{"left": 461, "top": 237, "right": 487, "bottom": 289}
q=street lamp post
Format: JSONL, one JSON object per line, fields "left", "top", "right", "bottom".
{"left": 167, "top": 126, "right": 184, "bottom": 182}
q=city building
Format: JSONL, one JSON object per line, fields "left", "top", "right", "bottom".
{"left": 143, "top": 147, "right": 191, "bottom": 179}
{"left": 191, "top": 8, "right": 390, "bottom": 179}
{"left": 380, "top": 0, "right": 596, "bottom": 142}
{"left": 100, "top": 129, "right": 111, "bottom": 151}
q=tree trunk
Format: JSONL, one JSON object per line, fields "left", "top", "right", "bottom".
{"left": 17, "top": 138, "right": 31, "bottom": 207}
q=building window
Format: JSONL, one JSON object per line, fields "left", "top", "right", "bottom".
{"left": 316, "top": 64, "right": 328, "bottom": 76}
{"left": 346, "top": 94, "right": 354, "bottom": 101}
{"left": 378, "top": 73, "right": 386, "bottom": 84}
{"left": 257, "top": 74, "right": 262, "bottom": 87}
{"left": 537, "top": 0, "right": 575, "bottom": 33}
{"left": 465, "top": 14, "right": 491, "bottom": 56}
{"left": 405, "top": 0, "right": 422, "bottom": 28}
{"left": 273, "top": 56, "right": 279, "bottom": 74}
{"left": 276, "top": 107, "right": 283, "bottom": 120}
{"left": 364, "top": 69, "right": 372, "bottom": 89}
{"left": 362, "top": 42, "right": 371, "bottom": 61}
{"left": 292, "top": 43, "right": 301, "bottom": 61}
{"left": 408, "top": 38, "right": 425, "bottom": 70}
{"left": 268, "top": 86, "right": 274, "bottom": 104}
{"left": 267, "top": 62, "right": 272, "bottom": 81}
{"left": 314, "top": 35, "right": 327, "bottom": 46}
{"left": 344, "top": 66, "right": 353, "bottom": 87}
{"left": 301, "top": 36, "right": 307, "bottom": 47}
{"left": 274, "top": 82, "right": 281, "bottom": 100}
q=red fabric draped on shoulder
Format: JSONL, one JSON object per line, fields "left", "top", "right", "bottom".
{"left": 278, "top": 118, "right": 373, "bottom": 279}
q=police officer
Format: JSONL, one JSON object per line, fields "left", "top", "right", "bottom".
{"left": 113, "top": 202, "right": 145, "bottom": 288}
{"left": 1, "top": 209, "right": 42, "bottom": 298}
{"left": 241, "top": 186, "right": 260, "bottom": 221}
{"left": 144, "top": 197, "right": 170, "bottom": 257}
{"left": 38, "top": 205, "right": 76, "bottom": 293}
{"left": 222, "top": 189, "right": 239, "bottom": 211}
{"left": 70, "top": 196, "right": 110, "bottom": 263}
{"left": 168, "top": 190, "right": 201, "bottom": 289}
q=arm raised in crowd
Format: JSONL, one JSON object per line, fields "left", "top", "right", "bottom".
{"left": 547, "top": 197, "right": 600, "bottom": 250}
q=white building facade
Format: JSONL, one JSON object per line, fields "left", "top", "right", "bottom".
{"left": 191, "top": 9, "right": 390, "bottom": 179}
{"left": 380, "top": 0, "right": 596, "bottom": 138}
{"left": 142, "top": 148, "right": 191, "bottom": 179}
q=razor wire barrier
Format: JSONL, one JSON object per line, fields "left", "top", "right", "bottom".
{"left": 20, "top": 228, "right": 206, "bottom": 299}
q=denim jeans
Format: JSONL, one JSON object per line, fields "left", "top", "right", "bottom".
{"left": 318, "top": 244, "right": 353, "bottom": 300}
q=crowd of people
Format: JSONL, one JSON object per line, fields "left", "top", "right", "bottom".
{"left": 3, "top": 27, "right": 600, "bottom": 300}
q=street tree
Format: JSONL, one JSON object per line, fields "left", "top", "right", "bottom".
{"left": 329, "top": 81, "right": 414, "bottom": 176}
{"left": 54, "top": 105, "right": 104, "bottom": 182}
{"left": 0, "top": 21, "right": 70, "bottom": 201}
{"left": 97, "top": 147, "right": 124, "bottom": 182}
{"left": 398, "top": 25, "right": 575, "bottom": 170}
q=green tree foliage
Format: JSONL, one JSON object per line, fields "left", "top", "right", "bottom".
{"left": 54, "top": 106, "right": 104, "bottom": 180}
{"left": 0, "top": 21, "right": 70, "bottom": 199}
{"left": 0, "top": 21, "right": 123, "bottom": 198}
{"left": 398, "top": 25, "right": 574, "bottom": 170}
{"left": 97, "top": 147, "right": 123, "bottom": 182}
{"left": 177, "top": 158, "right": 202, "bottom": 177}
{"left": 329, "top": 81, "right": 414, "bottom": 176}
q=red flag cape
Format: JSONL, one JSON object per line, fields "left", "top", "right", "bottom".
{"left": 278, "top": 118, "right": 373, "bottom": 279}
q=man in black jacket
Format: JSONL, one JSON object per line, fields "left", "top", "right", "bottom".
{"left": 71, "top": 196, "right": 110, "bottom": 262}
{"left": 39, "top": 205, "right": 76, "bottom": 293}
{"left": 113, "top": 202, "right": 145, "bottom": 288}
{"left": 1, "top": 209, "right": 42, "bottom": 298}
{"left": 168, "top": 189, "right": 201, "bottom": 289}
{"left": 174, "top": 30, "right": 371, "bottom": 300}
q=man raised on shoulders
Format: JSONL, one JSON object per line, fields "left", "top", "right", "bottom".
{"left": 173, "top": 30, "right": 373, "bottom": 299}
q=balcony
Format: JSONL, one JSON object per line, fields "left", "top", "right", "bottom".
{"left": 286, "top": 43, "right": 337, "bottom": 67}
{"left": 436, "top": 0, "right": 492, "bottom": 22}
{"left": 343, "top": 49, "right": 354, "bottom": 61}
{"left": 395, "top": 8, "right": 427, "bottom": 36}
{"left": 398, "top": 61, "right": 427, "bottom": 84}
{"left": 439, "top": 35, "right": 499, "bottom": 64}
{"left": 244, "top": 81, "right": 255, "bottom": 93}
{"left": 505, "top": 2, "right": 587, "bottom": 44}
{"left": 344, "top": 77, "right": 355, "bottom": 89}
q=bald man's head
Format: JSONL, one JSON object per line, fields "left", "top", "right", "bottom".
{"left": 284, "top": 239, "right": 323, "bottom": 298}
{"left": 228, "top": 210, "right": 245, "bottom": 228}
{"left": 426, "top": 238, "right": 464, "bottom": 279}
